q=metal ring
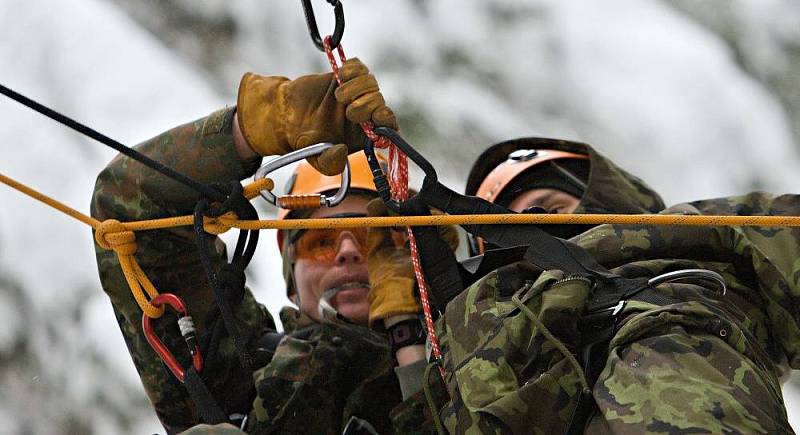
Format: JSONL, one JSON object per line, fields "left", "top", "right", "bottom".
{"left": 648, "top": 268, "right": 727, "bottom": 295}
{"left": 254, "top": 142, "right": 351, "bottom": 209}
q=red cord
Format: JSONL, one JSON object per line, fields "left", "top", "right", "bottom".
{"left": 324, "top": 37, "right": 445, "bottom": 378}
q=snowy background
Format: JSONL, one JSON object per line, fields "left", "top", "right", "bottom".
{"left": 1, "top": 0, "right": 798, "bottom": 433}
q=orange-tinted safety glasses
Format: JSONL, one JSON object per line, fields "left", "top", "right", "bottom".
{"left": 290, "top": 213, "right": 407, "bottom": 263}
{"left": 294, "top": 227, "right": 369, "bottom": 262}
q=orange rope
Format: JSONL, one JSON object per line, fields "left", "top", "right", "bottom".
{"left": 5, "top": 170, "right": 800, "bottom": 317}
{"left": 0, "top": 173, "right": 100, "bottom": 228}
{"left": 234, "top": 213, "right": 800, "bottom": 230}
{"left": 0, "top": 172, "right": 273, "bottom": 317}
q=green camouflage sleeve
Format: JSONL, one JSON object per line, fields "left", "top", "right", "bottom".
{"left": 575, "top": 192, "right": 800, "bottom": 433}
{"left": 90, "top": 107, "right": 276, "bottom": 434}
{"left": 580, "top": 192, "right": 800, "bottom": 369}
{"left": 686, "top": 192, "right": 800, "bottom": 369}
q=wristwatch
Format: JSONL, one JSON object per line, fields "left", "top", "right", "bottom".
{"left": 387, "top": 318, "right": 426, "bottom": 354}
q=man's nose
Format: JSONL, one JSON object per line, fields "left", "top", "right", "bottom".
{"left": 335, "top": 235, "right": 364, "bottom": 264}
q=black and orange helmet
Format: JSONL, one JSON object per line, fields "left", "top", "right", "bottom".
{"left": 465, "top": 138, "right": 589, "bottom": 255}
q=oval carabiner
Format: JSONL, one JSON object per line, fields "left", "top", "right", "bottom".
{"left": 254, "top": 142, "right": 351, "bottom": 210}
{"left": 142, "top": 293, "right": 203, "bottom": 383}
{"left": 301, "top": 0, "right": 345, "bottom": 52}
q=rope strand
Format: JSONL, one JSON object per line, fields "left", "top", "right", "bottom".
{"left": 0, "top": 83, "right": 226, "bottom": 202}
{"left": 5, "top": 171, "right": 800, "bottom": 233}
{"left": 322, "top": 36, "right": 443, "bottom": 375}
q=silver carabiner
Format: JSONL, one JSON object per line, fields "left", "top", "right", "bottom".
{"left": 254, "top": 142, "right": 351, "bottom": 210}
{"left": 648, "top": 269, "right": 727, "bottom": 296}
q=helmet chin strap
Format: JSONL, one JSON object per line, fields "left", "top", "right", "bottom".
{"left": 290, "top": 267, "right": 356, "bottom": 325}
{"left": 317, "top": 288, "right": 341, "bottom": 323}
{"left": 318, "top": 286, "right": 369, "bottom": 325}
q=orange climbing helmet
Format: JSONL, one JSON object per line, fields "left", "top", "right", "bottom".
{"left": 276, "top": 152, "right": 384, "bottom": 300}
{"left": 275, "top": 152, "right": 383, "bottom": 252}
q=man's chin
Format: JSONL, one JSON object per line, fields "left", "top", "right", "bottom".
{"left": 333, "top": 289, "right": 370, "bottom": 325}
{"left": 334, "top": 286, "right": 369, "bottom": 304}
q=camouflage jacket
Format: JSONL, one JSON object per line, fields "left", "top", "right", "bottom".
{"left": 430, "top": 138, "right": 797, "bottom": 434}
{"left": 91, "top": 108, "right": 434, "bottom": 434}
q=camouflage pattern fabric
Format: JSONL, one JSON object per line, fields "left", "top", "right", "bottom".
{"left": 248, "top": 312, "right": 402, "bottom": 434}
{"left": 91, "top": 108, "right": 433, "bottom": 434}
{"left": 578, "top": 194, "right": 798, "bottom": 434}
{"left": 92, "top": 111, "right": 798, "bottom": 435}
{"left": 427, "top": 139, "right": 796, "bottom": 433}
{"left": 92, "top": 107, "right": 274, "bottom": 433}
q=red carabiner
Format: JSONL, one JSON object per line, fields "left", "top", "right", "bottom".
{"left": 142, "top": 293, "right": 203, "bottom": 383}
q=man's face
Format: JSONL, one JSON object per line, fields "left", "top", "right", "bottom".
{"left": 291, "top": 195, "right": 372, "bottom": 324}
{"left": 508, "top": 188, "right": 580, "bottom": 214}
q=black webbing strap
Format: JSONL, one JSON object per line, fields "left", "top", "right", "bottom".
{"left": 417, "top": 178, "right": 616, "bottom": 280}
{"left": 183, "top": 368, "right": 229, "bottom": 425}
{"left": 193, "top": 182, "right": 259, "bottom": 370}
{"left": 398, "top": 198, "right": 465, "bottom": 311}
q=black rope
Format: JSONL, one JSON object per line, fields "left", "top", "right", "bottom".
{"left": 0, "top": 83, "right": 226, "bottom": 202}
{"left": 193, "top": 182, "right": 260, "bottom": 370}
{"left": 200, "top": 308, "right": 226, "bottom": 368}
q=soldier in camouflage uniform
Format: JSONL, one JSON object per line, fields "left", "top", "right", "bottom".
{"left": 92, "top": 50, "right": 798, "bottom": 434}
{"left": 91, "top": 59, "right": 444, "bottom": 434}
{"left": 427, "top": 137, "right": 796, "bottom": 434}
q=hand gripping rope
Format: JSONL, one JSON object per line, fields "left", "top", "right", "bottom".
{"left": 320, "top": 36, "right": 448, "bottom": 377}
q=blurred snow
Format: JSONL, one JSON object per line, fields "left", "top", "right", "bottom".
{"left": 0, "top": 0, "right": 798, "bottom": 433}
{"left": 0, "top": 0, "right": 221, "bottom": 433}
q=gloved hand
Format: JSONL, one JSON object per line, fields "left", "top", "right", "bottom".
{"left": 237, "top": 58, "right": 397, "bottom": 175}
{"left": 366, "top": 199, "right": 459, "bottom": 328}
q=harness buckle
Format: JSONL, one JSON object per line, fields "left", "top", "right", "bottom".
{"left": 608, "top": 299, "right": 626, "bottom": 316}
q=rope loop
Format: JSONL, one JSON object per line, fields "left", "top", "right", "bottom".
{"left": 203, "top": 211, "right": 239, "bottom": 235}
{"left": 95, "top": 219, "right": 137, "bottom": 255}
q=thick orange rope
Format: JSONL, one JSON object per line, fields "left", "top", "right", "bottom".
{"left": 0, "top": 172, "right": 272, "bottom": 317}
{"left": 5, "top": 171, "right": 800, "bottom": 317}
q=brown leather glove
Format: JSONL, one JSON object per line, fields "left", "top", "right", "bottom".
{"left": 237, "top": 58, "right": 397, "bottom": 175}
{"left": 366, "top": 199, "right": 459, "bottom": 328}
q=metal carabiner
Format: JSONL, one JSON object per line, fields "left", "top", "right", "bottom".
{"left": 648, "top": 268, "right": 727, "bottom": 295}
{"left": 300, "top": 0, "right": 345, "bottom": 52}
{"left": 254, "top": 142, "right": 351, "bottom": 210}
{"left": 142, "top": 293, "right": 203, "bottom": 383}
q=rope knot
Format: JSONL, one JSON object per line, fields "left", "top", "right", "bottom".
{"left": 95, "top": 219, "right": 137, "bottom": 255}
{"left": 204, "top": 211, "right": 239, "bottom": 235}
